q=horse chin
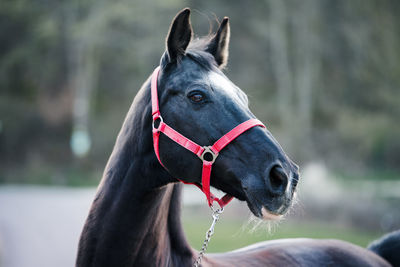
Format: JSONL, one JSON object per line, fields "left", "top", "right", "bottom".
{"left": 244, "top": 191, "right": 292, "bottom": 221}
{"left": 261, "top": 207, "right": 283, "bottom": 221}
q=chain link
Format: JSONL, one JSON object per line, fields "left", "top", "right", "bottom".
{"left": 193, "top": 207, "right": 224, "bottom": 267}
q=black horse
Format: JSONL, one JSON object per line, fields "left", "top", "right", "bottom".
{"left": 76, "top": 8, "right": 399, "bottom": 267}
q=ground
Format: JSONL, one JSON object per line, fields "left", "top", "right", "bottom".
{"left": 0, "top": 186, "right": 94, "bottom": 267}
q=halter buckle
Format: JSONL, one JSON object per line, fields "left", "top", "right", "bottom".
{"left": 199, "top": 146, "right": 218, "bottom": 164}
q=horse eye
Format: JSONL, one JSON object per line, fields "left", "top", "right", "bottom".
{"left": 188, "top": 93, "right": 204, "bottom": 103}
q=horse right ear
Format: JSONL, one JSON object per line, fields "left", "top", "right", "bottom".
{"left": 206, "top": 17, "right": 230, "bottom": 69}
{"left": 165, "top": 8, "right": 193, "bottom": 63}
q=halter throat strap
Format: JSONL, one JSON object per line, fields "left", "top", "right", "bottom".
{"left": 150, "top": 66, "right": 266, "bottom": 207}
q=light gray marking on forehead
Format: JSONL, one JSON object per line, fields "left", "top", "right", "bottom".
{"left": 207, "top": 71, "right": 249, "bottom": 106}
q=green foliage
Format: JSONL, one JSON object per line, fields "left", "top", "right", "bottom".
{"left": 1, "top": 0, "right": 400, "bottom": 183}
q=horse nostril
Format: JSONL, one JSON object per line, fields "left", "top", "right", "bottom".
{"left": 268, "top": 165, "right": 288, "bottom": 196}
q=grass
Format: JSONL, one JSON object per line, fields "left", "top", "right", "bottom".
{"left": 183, "top": 214, "right": 383, "bottom": 253}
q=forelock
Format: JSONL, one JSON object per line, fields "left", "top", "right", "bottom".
{"left": 186, "top": 37, "right": 219, "bottom": 71}
{"left": 160, "top": 37, "right": 220, "bottom": 72}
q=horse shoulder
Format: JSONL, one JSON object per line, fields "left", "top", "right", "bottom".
{"left": 203, "top": 238, "right": 391, "bottom": 267}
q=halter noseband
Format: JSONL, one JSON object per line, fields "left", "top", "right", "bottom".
{"left": 151, "top": 66, "right": 266, "bottom": 208}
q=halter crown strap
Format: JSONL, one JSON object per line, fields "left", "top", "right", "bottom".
{"left": 150, "top": 66, "right": 266, "bottom": 207}
{"left": 151, "top": 67, "right": 162, "bottom": 118}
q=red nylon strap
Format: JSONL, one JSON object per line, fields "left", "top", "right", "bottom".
{"left": 159, "top": 122, "right": 204, "bottom": 157}
{"left": 202, "top": 161, "right": 212, "bottom": 206}
{"left": 152, "top": 130, "right": 163, "bottom": 166}
{"left": 211, "top": 119, "right": 265, "bottom": 154}
{"left": 178, "top": 179, "right": 231, "bottom": 207}
{"left": 151, "top": 66, "right": 161, "bottom": 118}
{"left": 200, "top": 119, "right": 265, "bottom": 206}
{"left": 150, "top": 66, "right": 266, "bottom": 208}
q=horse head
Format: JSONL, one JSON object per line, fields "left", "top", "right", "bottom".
{"left": 154, "top": 8, "right": 299, "bottom": 220}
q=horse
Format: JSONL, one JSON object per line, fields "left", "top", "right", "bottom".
{"left": 76, "top": 8, "right": 400, "bottom": 267}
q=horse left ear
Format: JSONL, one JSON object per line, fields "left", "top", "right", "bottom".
{"left": 206, "top": 17, "right": 230, "bottom": 69}
{"left": 166, "top": 8, "right": 193, "bottom": 63}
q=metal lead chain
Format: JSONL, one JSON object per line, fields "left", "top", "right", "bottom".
{"left": 193, "top": 207, "right": 224, "bottom": 267}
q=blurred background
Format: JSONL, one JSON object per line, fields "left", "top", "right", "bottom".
{"left": 1, "top": 0, "right": 399, "bottom": 266}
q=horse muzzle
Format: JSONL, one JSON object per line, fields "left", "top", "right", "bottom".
{"left": 241, "top": 164, "right": 298, "bottom": 220}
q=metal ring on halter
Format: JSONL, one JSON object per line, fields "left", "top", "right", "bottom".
{"left": 199, "top": 146, "right": 218, "bottom": 164}
{"left": 152, "top": 115, "right": 163, "bottom": 131}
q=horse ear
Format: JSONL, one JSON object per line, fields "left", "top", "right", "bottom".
{"left": 166, "top": 8, "right": 193, "bottom": 62}
{"left": 206, "top": 17, "right": 230, "bottom": 68}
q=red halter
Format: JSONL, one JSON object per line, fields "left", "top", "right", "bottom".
{"left": 151, "top": 66, "right": 266, "bottom": 208}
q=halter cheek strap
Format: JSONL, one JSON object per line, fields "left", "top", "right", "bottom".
{"left": 151, "top": 66, "right": 266, "bottom": 207}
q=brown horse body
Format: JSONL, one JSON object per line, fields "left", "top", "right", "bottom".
{"left": 208, "top": 238, "right": 389, "bottom": 266}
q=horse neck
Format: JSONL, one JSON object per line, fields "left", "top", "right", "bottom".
{"left": 76, "top": 81, "right": 193, "bottom": 267}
